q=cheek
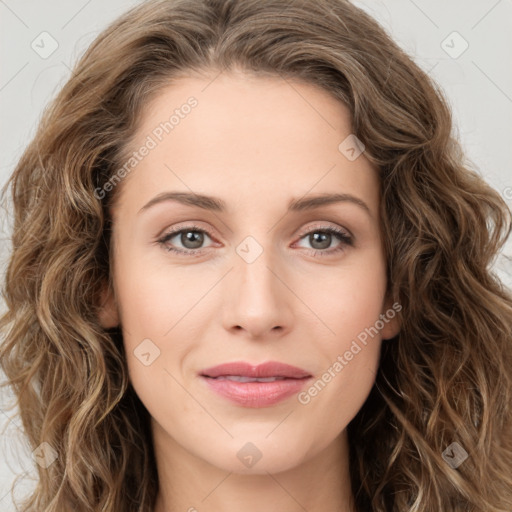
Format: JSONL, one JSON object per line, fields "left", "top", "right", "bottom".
{"left": 306, "top": 247, "right": 387, "bottom": 343}
{"left": 296, "top": 340, "right": 381, "bottom": 454}
{"left": 294, "top": 248, "right": 386, "bottom": 426}
{"left": 113, "top": 247, "right": 203, "bottom": 339}
{"left": 113, "top": 251, "right": 214, "bottom": 395}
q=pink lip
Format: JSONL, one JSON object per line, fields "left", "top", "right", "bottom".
{"left": 199, "top": 361, "right": 312, "bottom": 408}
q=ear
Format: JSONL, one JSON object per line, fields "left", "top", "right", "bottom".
{"left": 379, "top": 295, "right": 401, "bottom": 340}
{"left": 97, "top": 282, "right": 120, "bottom": 329}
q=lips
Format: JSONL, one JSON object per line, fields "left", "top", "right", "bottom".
{"left": 200, "top": 361, "right": 312, "bottom": 379}
{"left": 199, "top": 361, "right": 312, "bottom": 408}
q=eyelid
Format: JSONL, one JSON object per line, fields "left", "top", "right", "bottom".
{"left": 295, "top": 221, "right": 353, "bottom": 240}
{"left": 155, "top": 220, "right": 212, "bottom": 238}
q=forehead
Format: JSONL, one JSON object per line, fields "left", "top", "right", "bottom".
{"left": 113, "top": 72, "right": 380, "bottom": 217}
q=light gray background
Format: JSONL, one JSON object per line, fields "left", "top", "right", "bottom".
{"left": 1, "top": 0, "right": 511, "bottom": 509}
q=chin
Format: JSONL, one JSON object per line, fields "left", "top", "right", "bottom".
{"left": 198, "top": 434, "right": 313, "bottom": 475}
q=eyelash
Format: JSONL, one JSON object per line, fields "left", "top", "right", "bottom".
{"left": 155, "top": 223, "right": 354, "bottom": 258}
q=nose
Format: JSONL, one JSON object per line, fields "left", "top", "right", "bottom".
{"left": 221, "top": 242, "right": 294, "bottom": 340}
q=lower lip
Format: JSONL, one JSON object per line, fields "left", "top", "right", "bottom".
{"left": 201, "top": 376, "right": 311, "bottom": 408}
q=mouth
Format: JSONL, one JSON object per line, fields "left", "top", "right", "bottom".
{"left": 205, "top": 375, "right": 298, "bottom": 382}
{"left": 200, "top": 360, "right": 312, "bottom": 379}
{"left": 199, "top": 361, "right": 312, "bottom": 408}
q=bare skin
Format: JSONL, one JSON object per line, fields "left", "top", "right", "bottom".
{"left": 98, "top": 69, "right": 400, "bottom": 512}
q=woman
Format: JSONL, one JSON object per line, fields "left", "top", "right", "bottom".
{"left": 1, "top": 0, "right": 511, "bottom": 510}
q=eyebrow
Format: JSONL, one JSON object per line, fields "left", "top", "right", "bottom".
{"left": 138, "top": 191, "right": 371, "bottom": 216}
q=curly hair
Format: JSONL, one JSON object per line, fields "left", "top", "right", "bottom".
{"left": 1, "top": 0, "right": 511, "bottom": 510}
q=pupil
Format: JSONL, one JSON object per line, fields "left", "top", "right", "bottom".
{"left": 311, "top": 232, "right": 330, "bottom": 250}
{"left": 182, "top": 230, "right": 203, "bottom": 249}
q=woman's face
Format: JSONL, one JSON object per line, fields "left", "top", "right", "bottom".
{"left": 99, "top": 70, "right": 399, "bottom": 474}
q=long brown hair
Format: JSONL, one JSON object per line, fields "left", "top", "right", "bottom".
{"left": 1, "top": 0, "right": 511, "bottom": 510}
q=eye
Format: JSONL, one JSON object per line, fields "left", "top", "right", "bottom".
{"left": 294, "top": 225, "right": 353, "bottom": 257}
{"left": 156, "top": 224, "right": 215, "bottom": 255}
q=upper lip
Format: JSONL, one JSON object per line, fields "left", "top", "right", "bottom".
{"left": 200, "top": 361, "right": 312, "bottom": 379}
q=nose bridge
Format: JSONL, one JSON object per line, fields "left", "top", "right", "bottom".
{"left": 222, "top": 233, "right": 292, "bottom": 337}
{"left": 238, "top": 239, "right": 276, "bottom": 295}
